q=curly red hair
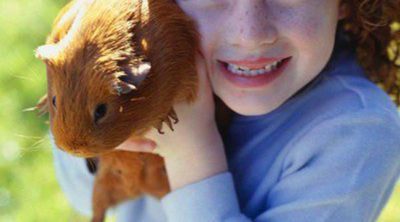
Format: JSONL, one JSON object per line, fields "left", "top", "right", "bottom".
{"left": 340, "top": 0, "right": 400, "bottom": 106}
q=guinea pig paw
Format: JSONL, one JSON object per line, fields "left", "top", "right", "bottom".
{"left": 155, "top": 109, "right": 179, "bottom": 134}
{"left": 155, "top": 123, "right": 165, "bottom": 135}
{"left": 168, "top": 108, "right": 179, "bottom": 124}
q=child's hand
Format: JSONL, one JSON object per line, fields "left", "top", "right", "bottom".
{"left": 116, "top": 53, "right": 228, "bottom": 190}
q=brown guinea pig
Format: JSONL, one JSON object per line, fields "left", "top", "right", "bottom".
{"left": 34, "top": 0, "right": 199, "bottom": 221}
{"left": 35, "top": 0, "right": 199, "bottom": 157}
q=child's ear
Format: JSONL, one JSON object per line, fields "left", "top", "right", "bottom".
{"left": 338, "top": 2, "right": 350, "bottom": 20}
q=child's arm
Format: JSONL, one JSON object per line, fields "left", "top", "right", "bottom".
{"left": 159, "top": 109, "right": 400, "bottom": 222}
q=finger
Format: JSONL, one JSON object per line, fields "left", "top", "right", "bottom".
{"left": 173, "top": 52, "right": 215, "bottom": 116}
{"left": 189, "top": 52, "right": 215, "bottom": 111}
{"left": 115, "top": 138, "right": 157, "bottom": 153}
{"left": 195, "top": 52, "right": 212, "bottom": 98}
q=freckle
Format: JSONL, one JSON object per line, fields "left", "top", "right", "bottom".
{"left": 119, "top": 106, "right": 123, "bottom": 112}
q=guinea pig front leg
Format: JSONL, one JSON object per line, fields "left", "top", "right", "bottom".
{"left": 91, "top": 179, "right": 109, "bottom": 222}
{"left": 155, "top": 108, "right": 178, "bottom": 134}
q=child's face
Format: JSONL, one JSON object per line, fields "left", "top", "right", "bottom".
{"left": 176, "top": 0, "right": 342, "bottom": 115}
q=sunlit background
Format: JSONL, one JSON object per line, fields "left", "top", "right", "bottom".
{"left": 0, "top": 0, "right": 399, "bottom": 221}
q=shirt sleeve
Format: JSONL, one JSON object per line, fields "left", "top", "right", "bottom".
{"left": 161, "top": 171, "right": 252, "bottom": 222}
{"left": 161, "top": 109, "right": 400, "bottom": 222}
{"left": 50, "top": 132, "right": 96, "bottom": 217}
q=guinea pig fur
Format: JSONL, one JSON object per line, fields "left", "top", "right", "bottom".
{"left": 36, "top": 0, "right": 199, "bottom": 157}
{"left": 35, "top": 0, "right": 199, "bottom": 221}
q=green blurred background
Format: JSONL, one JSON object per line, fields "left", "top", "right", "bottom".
{"left": 0, "top": 0, "right": 398, "bottom": 221}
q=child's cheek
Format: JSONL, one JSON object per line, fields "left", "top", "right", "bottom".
{"left": 270, "top": 1, "right": 338, "bottom": 68}
{"left": 271, "top": 3, "right": 327, "bottom": 45}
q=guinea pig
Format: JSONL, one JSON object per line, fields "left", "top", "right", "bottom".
{"left": 34, "top": 0, "right": 199, "bottom": 221}
{"left": 35, "top": 0, "right": 199, "bottom": 157}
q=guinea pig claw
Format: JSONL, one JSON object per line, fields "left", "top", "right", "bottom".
{"left": 155, "top": 120, "right": 165, "bottom": 134}
{"left": 169, "top": 109, "right": 179, "bottom": 124}
{"left": 156, "top": 124, "right": 165, "bottom": 134}
{"left": 164, "top": 116, "right": 174, "bottom": 132}
{"left": 155, "top": 109, "right": 179, "bottom": 134}
{"left": 164, "top": 108, "right": 179, "bottom": 130}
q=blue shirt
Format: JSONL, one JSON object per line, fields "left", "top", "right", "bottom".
{"left": 51, "top": 37, "right": 400, "bottom": 222}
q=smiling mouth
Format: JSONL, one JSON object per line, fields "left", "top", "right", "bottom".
{"left": 216, "top": 56, "right": 292, "bottom": 88}
{"left": 219, "top": 57, "right": 292, "bottom": 77}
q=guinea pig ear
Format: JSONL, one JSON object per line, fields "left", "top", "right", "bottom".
{"left": 35, "top": 0, "right": 91, "bottom": 64}
{"left": 110, "top": 61, "right": 152, "bottom": 95}
{"left": 111, "top": 78, "right": 137, "bottom": 96}
{"left": 121, "top": 61, "right": 151, "bottom": 85}
{"left": 130, "top": 62, "right": 151, "bottom": 76}
{"left": 35, "top": 44, "right": 60, "bottom": 64}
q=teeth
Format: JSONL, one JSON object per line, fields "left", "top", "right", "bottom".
{"left": 231, "top": 64, "right": 239, "bottom": 70}
{"left": 226, "top": 59, "right": 283, "bottom": 76}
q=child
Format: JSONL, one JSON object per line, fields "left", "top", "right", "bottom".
{"left": 51, "top": 0, "right": 400, "bottom": 221}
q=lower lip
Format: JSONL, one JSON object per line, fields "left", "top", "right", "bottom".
{"left": 218, "top": 57, "right": 291, "bottom": 88}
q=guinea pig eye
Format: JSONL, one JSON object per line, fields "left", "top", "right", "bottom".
{"left": 52, "top": 96, "right": 56, "bottom": 108}
{"left": 94, "top": 104, "right": 107, "bottom": 124}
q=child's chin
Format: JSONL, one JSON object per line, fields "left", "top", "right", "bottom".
{"left": 220, "top": 95, "right": 282, "bottom": 117}
{"left": 231, "top": 106, "right": 274, "bottom": 116}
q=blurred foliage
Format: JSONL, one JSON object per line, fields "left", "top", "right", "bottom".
{"left": 0, "top": 0, "right": 398, "bottom": 221}
{"left": 0, "top": 0, "right": 88, "bottom": 221}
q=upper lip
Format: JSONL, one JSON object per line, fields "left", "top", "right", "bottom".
{"left": 221, "top": 57, "right": 290, "bottom": 69}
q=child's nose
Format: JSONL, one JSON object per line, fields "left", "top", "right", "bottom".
{"left": 224, "top": 2, "right": 278, "bottom": 50}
